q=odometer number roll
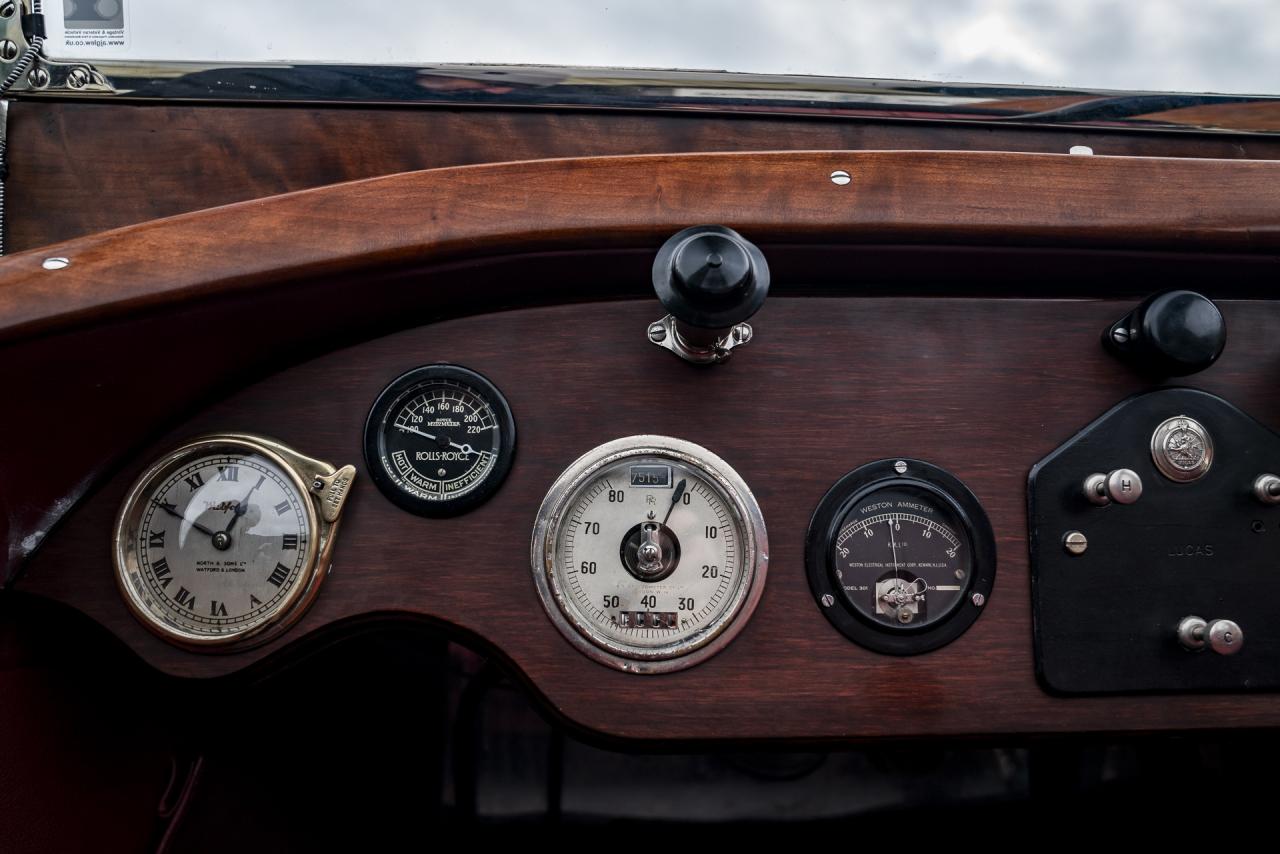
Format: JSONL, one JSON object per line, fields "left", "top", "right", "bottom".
{"left": 364, "top": 364, "right": 516, "bottom": 517}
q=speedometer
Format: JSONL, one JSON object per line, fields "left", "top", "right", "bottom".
{"left": 531, "top": 436, "right": 768, "bottom": 673}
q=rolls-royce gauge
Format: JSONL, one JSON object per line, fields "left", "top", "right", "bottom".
{"left": 806, "top": 459, "right": 996, "bottom": 655}
{"left": 364, "top": 364, "right": 516, "bottom": 516}
{"left": 112, "top": 434, "right": 355, "bottom": 650}
{"left": 531, "top": 436, "right": 768, "bottom": 673}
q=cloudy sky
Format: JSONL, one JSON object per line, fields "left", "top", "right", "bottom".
{"left": 50, "top": 0, "right": 1280, "bottom": 94}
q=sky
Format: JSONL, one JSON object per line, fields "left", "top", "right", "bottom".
{"left": 48, "top": 0, "right": 1280, "bottom": 95}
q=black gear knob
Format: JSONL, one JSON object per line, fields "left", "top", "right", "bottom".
{"left": 652, "top": 225, "right": 770, "bottom": 330}
{"left": 1103, "top": 290, "right": 1226, "bottom": 377}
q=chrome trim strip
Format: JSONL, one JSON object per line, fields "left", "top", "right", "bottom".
{"left": 17, "top": 61, "right": 1280, "bottom": 135}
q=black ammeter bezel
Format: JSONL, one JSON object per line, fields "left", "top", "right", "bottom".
{"left": 805, "top": 459, "right": 997, "bottom": 656}
{"left": 363, "top": 364, "right": 516, "bottom": 518}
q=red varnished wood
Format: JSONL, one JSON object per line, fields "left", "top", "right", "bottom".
{"left": 20, "top": 297, "right": 1280, "bottom": 740}
{"left": 13, "top": 103, "right": 1280, "bottom": 253}
{"left": 3, "top": 150, "right": 1280, "bottom": 345}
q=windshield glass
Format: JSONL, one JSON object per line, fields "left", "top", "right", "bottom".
{"left": 47, "top": 0, "right": 1280, "bottom": 95}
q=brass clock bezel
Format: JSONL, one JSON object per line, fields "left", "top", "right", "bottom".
{"left": 112, "top": 433, "right": 353, "bottom": 651}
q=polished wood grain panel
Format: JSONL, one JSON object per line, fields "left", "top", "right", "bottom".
{"left": 5, "top": 149, "right": 1280, "bottom": 345}
{"left": 12, "top": 102, "right": 1280, "bottom": 253}
{"left": 20, "top": 297, "right": 1280, "bottom": 740}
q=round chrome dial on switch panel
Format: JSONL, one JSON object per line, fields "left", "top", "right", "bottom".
{"left": 1151, "top": 415, "right": 1213, "bottom": 483}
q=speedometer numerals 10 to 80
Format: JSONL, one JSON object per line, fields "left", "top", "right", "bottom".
{"left": 364, "top": 364, "right": 516, "bottom": 517}
{"left": 805, "top": 459, "right": 996, "bottom": 655}
{"left": 531, "top": 436, "right": 769, "bottom": 674}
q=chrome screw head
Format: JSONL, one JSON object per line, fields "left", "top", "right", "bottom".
{"left": 27, "top": 67, "right": 49, "bottom": 88}
{"left": 820, "top": 594, "right": 834, "bottom": 608}
{"left": 1063, "top": 531, "right": 1088, "bottom": 556}
{"left": 0, "top": 40, "right": 17, "bottom": 61}
{"left": 971, "top": 592, "right": 986, "bottom": 607}
{"left": 647, "top": 321, "right": 667, "bottom": 343}
{"left": 68, "top": 67, "right": 91, "bottom": 89}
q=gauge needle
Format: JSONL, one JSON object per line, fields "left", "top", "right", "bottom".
{"left": 887, "top": 519, "right": 901, "bottom": 583}
{"left": 151, "top": 499, "right": 218, "bottom": 538}
{"left": 225, "top": 475, "right": 266, "bottom": 535}
{"left": 395, "top": 424, "right": 475, "bottom": 456}
{"left": 663, "top": 479, "right": 687, "bottom": 526}
{"left": 395, "top": 424, "right": 439, "bottom": 442}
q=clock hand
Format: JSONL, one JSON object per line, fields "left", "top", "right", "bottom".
{"left": 151, "top": 499, "right": 218, "bottom": 539}
{"left": 224, "top": 475, "right": 266, "bottom": 535}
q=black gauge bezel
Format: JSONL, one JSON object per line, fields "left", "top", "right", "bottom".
{"left": 805, "top": 459, "right": 996, "bottom": 656}
{"left": 363, "top": 364, "right": 516, "bottom": 518}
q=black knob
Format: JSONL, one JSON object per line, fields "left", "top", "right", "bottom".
{"left": 1103, "top": 290, "right": 1226, "bottom": 377}
{"left": 652, "top": 225, "right": 770, "bottom": 329}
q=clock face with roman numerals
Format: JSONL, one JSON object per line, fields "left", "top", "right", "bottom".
{"left": 115, "top": 440, "right": 320, "bottom": 646}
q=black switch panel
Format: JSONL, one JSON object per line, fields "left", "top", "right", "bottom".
{"left": 1030, "top": 387, "right": 1280, "bottom": 694}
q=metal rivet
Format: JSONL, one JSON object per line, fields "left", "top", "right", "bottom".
{"left": 1063, "top": 530, "right": 1088, "bottom": 555}
{"left": 27, "top": 67, "right": 48, "bottom": 88}
{"left": 821, "top": 594, "right": 834, "bottom": 608}
{"left": 894, "top": 460, "right": 908, "bottom": 474}
{"left": 42, "top": 257, "right": 70, "bottom": 270}
{"left": 830, "top": 169, "right": 852, "bottom": 186}
{"left": 971, "top": 593, "right": 986, "bottom": 607}
{"left": 1069, "top": 145, "right": 1094, "bottom": 156}
{"left": 0, "top": 40, "right": 17, "bottom": 62}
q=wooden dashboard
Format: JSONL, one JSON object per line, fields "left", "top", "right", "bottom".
{"left": 6, "top": 147, "right": 1280, "bottom": 742}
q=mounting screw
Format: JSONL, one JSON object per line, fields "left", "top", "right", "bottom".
{"left": 41, "top": 257, "right": 70, "bottom": 270}
{"left": 971, "top": 593, "right": 986, "bottom": 607}
{"left": 647, "top": 321, "right": 667, "bottom": 343}
{"left": 27, "top": 66, "right": 48, "bottom": 88}
{"left": 1063, "top": 531, "right": 1089, "bottom": 555}
{"left": 0, "top": 3, "right": 16, "bottom": 19}
{"left": 68, "top": 67, "right": 91, "bottom": 89}
{"left": 731, "top": 323, "right": 752, "bottom": 345}
{"left": 312, "top": 478, "right": 324, "bottom": 490}
{"left": 894, "top": 460, "right": 908, "bottom": 474}
{"left": 830, "top": 169, "right": 852, "bottom": 186}
{"left": 820, "top": 594, "right": 834, "bottom": 608}
{"left": 0, "top": 40, "right": 17, "bottom": 62}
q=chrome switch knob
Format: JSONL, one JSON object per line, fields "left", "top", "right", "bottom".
{"left": 1254, "top": 474, "right": 1280, "bottom": 505}
{"left": 1177, "top": 616, "right": 1244, "bottom": 655}
{"left": 1084, "top": 468, "right": 1143, "bottom": 506}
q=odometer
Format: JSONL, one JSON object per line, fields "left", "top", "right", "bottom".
{"left": 531, "top": 436, "right": 768, "bottom": 673}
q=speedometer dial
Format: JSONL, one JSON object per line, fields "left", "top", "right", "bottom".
{"left": 532, "top": 436, "right": 768, "bottom": 673}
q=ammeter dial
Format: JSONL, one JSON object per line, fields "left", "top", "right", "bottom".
{"left": 531, "top": 436, "right": 768, "bottom": 673}
{"left": 364, "top": 365, "right": 516, "bottom": 516}
{"left": 806, "top": 459, "right": 995, "bottom": 655}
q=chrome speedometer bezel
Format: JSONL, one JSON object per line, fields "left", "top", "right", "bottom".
{"left": 531, "top": 435, "right": 769, "bottom": 674}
